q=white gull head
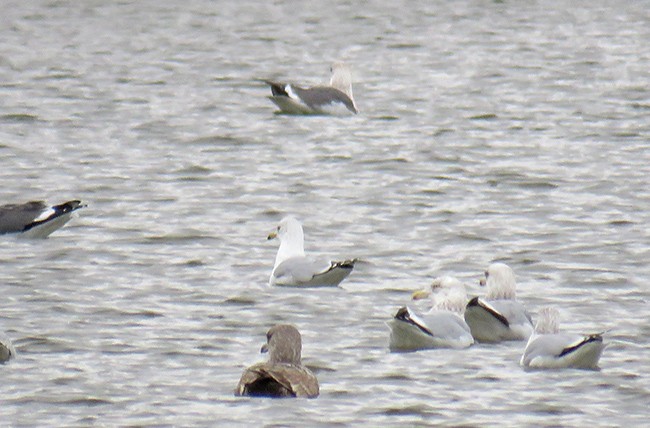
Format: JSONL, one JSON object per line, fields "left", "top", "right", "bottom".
{"left": 429, "top": 276, "right": 469, "bottom": 313}
{"left": 268, "top": 216, "right": 305, "bottom": 271}
{"left": 329, "top": 61, "right": 356, "bottom": 110}
{"left": 481, "top": 263, "right": 518, "bottom": 300}
{"left": 534, "top": 307, "right": 561, "bottom": 335}
{"left": 264, "top": 61, "right": 358, "bottom": 115}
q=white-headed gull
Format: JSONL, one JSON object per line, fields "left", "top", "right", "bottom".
{"left": 267, "top": 216, "right": 355, "bottom": 287}
{"left": 520, "top": 307, "right": 606, "bottom": 370}
{"left": 464, "top": 263, "right": 533, "bottom": 343}
{"left": 264, "top": 62, "right": 358, "bottom": 115}
{"left": 388, "top": 276, "right": 474, "bottom": 351}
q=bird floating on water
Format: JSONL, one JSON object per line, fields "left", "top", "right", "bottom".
{"left": 388, "top": 276, "right": 474, "bottom": 351}
{"left": 268, "top": 216, "right": 356, "bottom": 287}
{"left": 235, "top": 324, "right": 319, "bottom": 398}
{"left": 520, "top": 307, "right": 606, "bottom": 370}
{"left": 0, "top": 331, "right": 16, "bottom": 363}
{"left": 0, "top": 200, "right": 85, "bottom": 238}
{"left": 464, "top": 263, "right": 534, "bottom": 343}
{"left": 264, "top": 62, "right": 358, "bottom": 115}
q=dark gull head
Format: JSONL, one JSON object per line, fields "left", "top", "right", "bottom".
{"left": 235, "top": 324, "right": 319, "bottom": 398}
{"left": 262, "top": 324, "right": 303, "bottom": 365}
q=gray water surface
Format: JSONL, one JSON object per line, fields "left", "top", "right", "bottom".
{"left": 1, "top": 1, "right": 649, "bottom": 426}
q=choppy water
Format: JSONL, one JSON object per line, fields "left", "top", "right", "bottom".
{"left": 1, "top": 0, "right": 649, "bottom": 426}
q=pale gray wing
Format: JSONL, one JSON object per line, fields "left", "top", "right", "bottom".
{"left": 464, "top": 297, "right": 532, "bottom": 342}
{"left": 273, "top": 257, "right": 354, "bottom": 287}
{"left": 389, "top": 307, "right": 473, "bottom": 350}
{"left": 490, "top": 300, "right": 533, "bottom": 327}
{"left": 521, "top": 333, "right": 586, "bottom": 366}
{"left": 264, "top": 81, "right": 357, "bottom": 114}
{"left": 0, "top": 201, "right": 46, "bottom": 234}
{"left": 421, "top": 311, "right": 472, "bottom": 339}
{"left": 292, "top": 86, "right": 358, "bottom": 114}
{"left": 273, "top": 257, "right": 333, "bottom": 283}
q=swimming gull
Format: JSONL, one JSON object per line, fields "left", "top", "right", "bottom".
{"left": 464, "top": 263, "right": 533, "bottom": 343}
{"left": 520, "top": 307, "right": 606, "bottom": 370}
{"left": 0, "top": 200, "right": 85, "bottom": 238}
{"left": 0, "top": 331, "right": 16, "bottom": 363}
{"left": 388, "top": 276, "right": 474, "bottom": 351}
{"left": 267, "top": 216, "right": 355, "bottom": 287}
{"left": 264, "top": 61, "right": 358, "bottom": 115}
{"left": 235, "top": 324, "right": 319, "bottom": 398}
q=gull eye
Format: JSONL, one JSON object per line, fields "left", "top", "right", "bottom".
{"left": 267, "top": 331, "right": 272, "bottom": 341}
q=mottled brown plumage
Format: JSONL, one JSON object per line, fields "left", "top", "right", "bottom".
{"left": 235, "top": 325, "right": 319, "bottom": 398}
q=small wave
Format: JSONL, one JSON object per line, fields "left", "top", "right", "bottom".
{"left": 1, "top": 113, "right": 39, "bottom": 122}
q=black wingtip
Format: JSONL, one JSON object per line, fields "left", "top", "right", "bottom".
{"left": 558, "top": 334, "right": 603, "bottom": 358}
{"left": 394, "top": 306, "right": 409, "bottom": 320}
{"left": 465, "top": 297, "right": 509, "bottom": 328}
{"left": 264, "top": 80, "right": 289, "bottom": 97}
{"left": 53, "top": 200, "right": 86, "bottom": 214}
{"left": 466, "top": 296, "right": 480, "bottom": 308}
{"left": 21, "top": 200, "right": 85, "bottom": 233}
{"left": 392, "top": 306, "right": 434, "bottom": 337}
{"left": 333, "top": 258, "right": 357, "bottom": 269}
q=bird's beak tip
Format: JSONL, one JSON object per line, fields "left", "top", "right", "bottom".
{"left": 411, "top": 289, "right": 431, "bottom": 300}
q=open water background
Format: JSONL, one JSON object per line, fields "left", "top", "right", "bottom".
{"left": 1, "top": 0, "right": 648, "bottom": 426}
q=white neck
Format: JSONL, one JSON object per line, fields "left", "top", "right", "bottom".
{"left": 486, "top": 265, "right": 517, "bottom": 300}
{"left": 432, "top": 285, "right": 468, "bottom": 314}
{"left": 330, "top": 63, "right": 356, "bottom": 105}
{"left": 273, "top": 219, "right": 305, "bottom": 270}
{"left": 333, "top": 80, "right": 354, "bottom": 100}
{"left": 535, "top": 307, "right": 560, "bottom": 334}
